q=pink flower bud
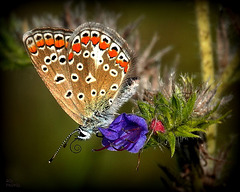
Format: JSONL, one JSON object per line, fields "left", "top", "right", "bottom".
{"left": 150, "top": 119, "right": 165, "bottom": 133}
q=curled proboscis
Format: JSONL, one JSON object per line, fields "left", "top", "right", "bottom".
{"left": 70, "top": 138, "right": 82, "bottom": 154}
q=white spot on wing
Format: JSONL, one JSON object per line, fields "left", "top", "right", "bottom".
{"left": 44, "top": 56, "right": 51, "bottom": 65}
{"left": 64, "top": 90, "right": 73, "bottom": 98}
{"left": 50, "top": 53, "right": 58, "bottom": 62}
{"left": 54, "top": 74, "right": 65, "bottom": 84}
{"left": 41, "top": 65, "right": 48, "bottom": 72}
{"left": 78, "top": 92, "right": 84, "bottom": 100}
{"left": 77, "top": 63, "right": 83, "bottom": 71}
{"left": 91, "top": 89, "right": 97, "bottom": 97}
{"left": 71, "top": 73, "right": 79, "bottom": 82}
{"left": 59, "top": 55, "right": 66, "bottom": 65}
{"left": 103, "top": 64, "right": 109, "bottom": 71}
{"left": 85, "top": 73, "right": 96, "bottom": 84}
{"left": 110, "top": 69, "right": 118, "bottom": 77}
{"left": 100, "top": 89, "right": 106, "bottom": 96}
{"left": 83, "top": 50, "right": 90, "bottom": 58}
{"left": 110, "top": 84, "right": 118, "bottom": 91}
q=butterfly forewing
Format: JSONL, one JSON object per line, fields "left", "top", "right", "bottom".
{"left": 67, "top": 23, "right": 133, "bottom": 118}
{"left": 23, "top": 28, "right": 83, "bottom": 124}
{"left": 23, "top": 22, "right": 134, "bottom": 128}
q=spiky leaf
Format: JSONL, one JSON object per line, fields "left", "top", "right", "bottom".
{"left": 182, "top": 93, "right": 197, "bottom": 121}
{"left": 167, "top": 132, "right": 176, "bottom": 157}
{"left": 137, "top": 101, "right": 154, "bottom": 122}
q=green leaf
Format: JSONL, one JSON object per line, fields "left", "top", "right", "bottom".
{"left": 175, "top": 125, "right": 200, "bottom": 138}
{"left": 137, "top": 101, "right": 154, "bottom": 122}
{"left": 178, "top": 125, "right": 206, "bottom": 133}
{"left": 182, "top": 93, "right": 197, "bottom": 121}
{"left": 171, "top": 94, "right": 182, "bottom": 111}
{"left": 170, "top": 94, "right": 183, "bottom": 125}
{"left": 155, "top": 104, "right": 173, "bottom": 128}
{"left": 167, "top": 132, "right": 176, "bottom": 157}
{"left": 154, "top": 92, "right": 169, "bottom": 106}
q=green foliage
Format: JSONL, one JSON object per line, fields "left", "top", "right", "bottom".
{"left": 137, "top": 77, "right": 229, "bottom": 157}
{"left": 0, "top": 16, "right": 31, "bottom": 70}
{"left": 137, "top": 101, "right": 155, "bottom": 122}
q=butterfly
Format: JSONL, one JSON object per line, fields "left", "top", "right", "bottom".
{"left": 23, "top": 22, "right": 139, "bottom": 162}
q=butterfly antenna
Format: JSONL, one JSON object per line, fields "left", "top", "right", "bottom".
{"left": 48, "top": 128, "right": 80, "bottom": 163}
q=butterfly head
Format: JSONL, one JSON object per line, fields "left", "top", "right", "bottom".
{"left": 77, "top": 126, "right": 92, "bottom": 140}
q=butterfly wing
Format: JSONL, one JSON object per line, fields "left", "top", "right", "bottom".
{"left": 66, "top": 22, "right": 135, "bottom": 120}
{"left": 23, "top": 28, "right": 83, "bottom": 125}
{"left": 23, "top": 23, "right": 136, "bottom": 129}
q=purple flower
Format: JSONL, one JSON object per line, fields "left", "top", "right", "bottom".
{"left": 95, "top": 113, "right": 148, "bottom": 153}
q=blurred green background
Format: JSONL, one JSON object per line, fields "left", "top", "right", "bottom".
{"left": 1, "top": 0, "right": 240, "bottom": 191}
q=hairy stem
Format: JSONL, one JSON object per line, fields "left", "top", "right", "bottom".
{"left": 195, "top": 0, "right": 216, "bottom": 168}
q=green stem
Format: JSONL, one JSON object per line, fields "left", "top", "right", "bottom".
{"left": 195, "top": 0, "right": 216, "bottom": 166}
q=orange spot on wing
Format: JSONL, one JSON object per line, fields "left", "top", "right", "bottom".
{"left": 72, "top": 43, "right": 81, "bottom": 53}
{"left": 28, "top": 45, "right": 37, "bottom": 54}
{"left": 116, "top": 59, "right": 128, "bottom": 68}
{"left": 81, "top": 36, "right": 90, "bottom": 45}
{"left": 55, "top": 39, "right": 65, "bottom": 48}
{"left": 108, "top": 50, "right": 118, "bottom": 58}
{"left": 45, "top": 38, "right": 54, "bottom": 46}
{"left": 36, "top": 39, "right": 44, "bottom": 47}
{"left": 91, "top": 37, "right": 100, "bottom": 45}
{"left": 124, "top": 65, "right": 128, "bottom": 73}
{"left": 99, "top": 41, "right": 110, "bottom": 50}
{"left": 68, "top": 52, "right": 74, "bottom": 61}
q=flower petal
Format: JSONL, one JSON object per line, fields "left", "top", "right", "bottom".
{"left": 97, "top": 113, "right": 148, "bottom": 154}
{"left": 101, "top": 137, "right": 116, "bottom": 151}
{"left": 108, "top": 113, "right": 127, "bottom": 133}
{"left": 124, "top": 113, "right": 148, "bottom": 133}
{"left": 99, "top": 127, "right": 118, "bottom": 140}
{"left": 127, "top": 135, "right": 147, "bottom": 153}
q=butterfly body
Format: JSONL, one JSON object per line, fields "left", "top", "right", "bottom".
{"left": 23, "top": 22, "right": 138, "bottom": 140}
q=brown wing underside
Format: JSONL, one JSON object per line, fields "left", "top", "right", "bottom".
{"left": 23, "top": 22, "right": 134, "bottom": 125}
